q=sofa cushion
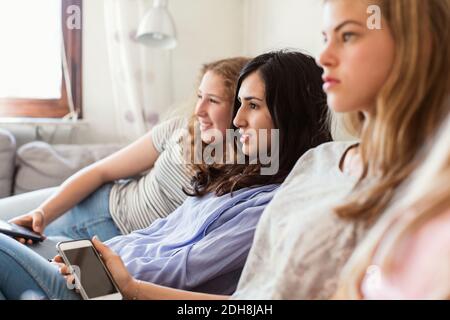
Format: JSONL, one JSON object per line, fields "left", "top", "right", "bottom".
{"left": 0, "top": 129, "right": 16, "bottom": 198}
{"left": 14, "top": 142, "right": 123, "bottom": 194}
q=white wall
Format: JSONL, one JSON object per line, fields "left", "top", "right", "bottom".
{"left": 243, "top": 0, "right": 324, "bottom": 57}
{"left": 170, "top": 0, "right": 245, "bottom": 105}
{"left": 80, "top": 0, "right": 245, "bottom": 144}
{"left": 242, "top": 0, "right": 353, "bottom": 140}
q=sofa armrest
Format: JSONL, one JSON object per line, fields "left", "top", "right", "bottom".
{"left": 14, "top": 142, "right": 123, "bottom": 195}
{"left": 0, "top": 129, "right": 16, "bottom": 198}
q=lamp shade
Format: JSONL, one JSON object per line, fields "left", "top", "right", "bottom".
{"left": 136, "top": 0, "right": 177, "bottom": 49}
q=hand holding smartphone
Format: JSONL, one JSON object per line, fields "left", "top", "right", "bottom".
{"left": 0, "top": 219, "right": 45, "bottom": 243}
{"left": 57, "top": 239, "right": 123, "bottom": 300}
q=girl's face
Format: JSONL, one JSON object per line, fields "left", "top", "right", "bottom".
{"left": 195, "top": 71, "right": 233, "bottom": 144}
{"left": 318, "top": 0, "right": 396, "bottom": 114}
{"left": 233, "top": 71, "right": 275, "bottom": 157}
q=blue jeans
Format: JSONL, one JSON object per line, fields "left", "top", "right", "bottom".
{"left": 0, "top": 184, "right": 123, "bottom": 299}
{"left": 0, "top": 184, "right": 125, "bottom": 300}
{"left": 0, "top": 233, "right": 81, "bottom": 300}
{"left": 44, "top": 183, "right": 122, "bottom": 242}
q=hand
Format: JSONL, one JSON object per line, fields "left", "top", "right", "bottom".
{"left": 9, "top": 210, "right": 47, "bottom": 245}
{"left": 55, "top": 237, "right": 137, "bottom": 298}
{"left": 51, "top": 255, "right": 79, "bottom": 291}
{"left": 91, "top": 237, "right": 137, "bottom": 298}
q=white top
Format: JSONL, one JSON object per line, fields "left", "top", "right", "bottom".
{"left": 232, "top": 141, "right": 367, "bottom": 299}
{"left": 109, "top": 117, "right": 192, "bottom": 234}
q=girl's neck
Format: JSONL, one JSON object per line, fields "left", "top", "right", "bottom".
{"left": 342, "top": 108, "right": 374, "bottom": 177}
{"left": 341, "top": 144, "right": 363, "bottom": 178}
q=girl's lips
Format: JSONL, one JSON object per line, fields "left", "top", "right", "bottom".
{"left": 240, "top": 134, "right": 250, "bottom": 144}
{"left": 322, "top": 76, "right": 341, "bottom": 91}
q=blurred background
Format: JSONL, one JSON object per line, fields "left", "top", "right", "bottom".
{"left": 0, "top": 0, "right": 350, "bottom": 198}
{"left": 0, "top": 0, "right": 330, "bottom": 145}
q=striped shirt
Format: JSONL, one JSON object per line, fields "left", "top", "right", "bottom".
{"left": 109, "top": 117, "right": 192, "bottom": 234}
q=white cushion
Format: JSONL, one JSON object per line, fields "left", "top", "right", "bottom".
{"left": 14, "top": 142, "right": 123, "bottom": 194}
{"left": 0, "top": 129, "right": 16, "bottom": 198}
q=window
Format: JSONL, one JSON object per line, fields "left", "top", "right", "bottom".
{"left": 0, "top": 0, "right": 82, "bottom": 118}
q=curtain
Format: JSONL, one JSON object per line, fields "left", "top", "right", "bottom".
{"left": 104, "top": 0, "right": 173, "bottom": 142}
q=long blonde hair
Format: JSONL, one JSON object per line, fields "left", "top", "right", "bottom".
{"left": 335, "top": 0, "right": 450, "bottom": 221}
{"left": 335, "top": 116, "right": 450, "bottom": 299}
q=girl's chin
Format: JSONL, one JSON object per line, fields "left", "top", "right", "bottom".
{"left": 240, "top": 145, "right": 251, "bottom": 156}
{"left": 327, "top": 95, "right": 367, "bottom": 114}
{"left": 201, "top": 133, "right": 217, "bottom": 145}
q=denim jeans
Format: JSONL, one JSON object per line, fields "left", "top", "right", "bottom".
{"left": 0, "top": 185, "right": 123, "bottom": 299}
{"left": 44, "top": 183, "right": 122, "bottom": 242}
{"left": 0, "top": 233, "right": 81, "bottom": 300}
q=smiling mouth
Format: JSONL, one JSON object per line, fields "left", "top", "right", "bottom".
{"left": 199, "top": 123, "right": 213, "bottom": 131}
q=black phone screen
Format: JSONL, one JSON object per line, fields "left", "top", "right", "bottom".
{"left": 0, "top": 220, "right": 44, "bottom": 242}
{"left": 64, "top": 246, "right": 118, "bottom": 298}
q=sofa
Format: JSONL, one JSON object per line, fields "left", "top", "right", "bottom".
{"left": 0, "top": 128, "right": 122, "bottom": 199}
{"left": 0, "top": 129, "right": 16, "bottom": 198}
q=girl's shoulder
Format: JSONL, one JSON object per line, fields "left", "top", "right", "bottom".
{"left": 156, "top": 116, "right": 189, "bottom": 135}
{"left": 152, "top": 116, "right": 190, "bottom": 152}
{"left": 282, "top": 141, "right": 358, "bottom": 187}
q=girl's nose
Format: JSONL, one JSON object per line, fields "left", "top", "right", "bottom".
{"left": 195, "top": 99, "right": 208, "bottom": 117}
{"left": 317, "top": 42, "right": 338, "bottom": 69}
{"left": 233, "top": 106, "right": 247, "bottom": 128}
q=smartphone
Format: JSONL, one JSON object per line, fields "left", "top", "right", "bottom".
{"left": 57, "top": 239, "right": 123, "bottom": 300}
{"left": 0, "top": 219, "right": 45, "bottom": 242}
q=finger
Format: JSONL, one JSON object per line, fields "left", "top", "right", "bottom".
{"left": 8, "top": 215, "right": 31, "bottom": 225}
{"left": 51, "top": 261, "right": 65, "bottom": 268}
{"left": 64, "top": 275, "right": 75, "bottom": 288}
{"left": 92, "top": 237, "right": 112, "bottom": 258}
{"left": 32, "top": 213, "right": 44, "bottom": 234}
{"left": 53, "top": 255, "right": 63, "bottom": 263}
{"left": 59, "top": 265, "right": 71, "bottom": 275}
{"left": 18, "top": 238, "right": 26, "bottom": 244}
{"left": 27, "top": 239, "right": 34, "bottom": 245}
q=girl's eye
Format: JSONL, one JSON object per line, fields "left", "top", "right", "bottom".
{"left": 197, "top": 94, "right": 202, "bottom": 100}
{"left": 210, "top": 99, "right": 219, "bottom": 104}
{"left": 342, "top": 32, "right": 356, "bottom": 42}
{"left": 249, "top": 103, "right": 258, "bottom": 110}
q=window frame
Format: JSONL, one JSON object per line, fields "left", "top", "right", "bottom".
{"left": 0, "top": 0, "right": 83, "bottom": 119}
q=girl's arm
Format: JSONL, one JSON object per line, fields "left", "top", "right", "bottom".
{"left": 11, "top": 131, "right": 160, "bottom": 238}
